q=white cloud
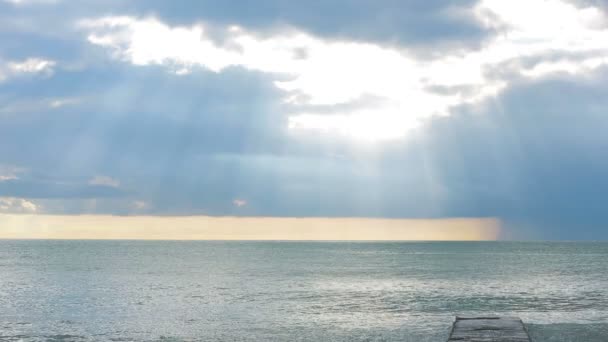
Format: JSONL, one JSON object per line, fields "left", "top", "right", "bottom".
{"left": 0, "top": 197, "right": 38, "bottom": 213}
{"left": 0, "top": 165, "right": 26, "bottom": 182}
{"left": 8, "top": 58, "right": 55, "bottom": 74}
{"left": 0, "top": 57, "right": 56, "bottom": 82}
{"left": 89, "top": 175, "right": 120, "bottom": 188}
{"left": 81, "top": 0, "right": 608, "bottom": 141}
{"left": 49, "top": 97, "right": 80, "bottom": 108}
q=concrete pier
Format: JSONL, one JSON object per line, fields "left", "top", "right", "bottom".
{"left": 447, "top": 316, "right": 531, "bottom": 341}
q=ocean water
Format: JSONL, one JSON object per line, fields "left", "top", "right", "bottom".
{"left": 1, "top": 241, "right": 607, "bottom": 342}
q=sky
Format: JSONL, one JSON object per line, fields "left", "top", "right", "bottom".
{"left": 0, "top": 0, "right": 607, "bottom": 240}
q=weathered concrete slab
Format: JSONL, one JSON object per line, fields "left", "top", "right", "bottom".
{"left": 447, "top": 316, "right": 531, "bottom": 341}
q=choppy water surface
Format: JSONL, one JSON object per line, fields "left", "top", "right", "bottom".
{"left": 1, "top": 241, "right": 607, "bottom": 341}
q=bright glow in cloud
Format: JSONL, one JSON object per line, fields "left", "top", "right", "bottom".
{"left": 0, "top": 215, "right": 501, "bottom": 240}
{"left": 81, "top": 0, "right": 608, "bottom": 141}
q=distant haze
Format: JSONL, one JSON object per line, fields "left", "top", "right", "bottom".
{"left": 0, "top": 215, "right": 500, "bottom": 241}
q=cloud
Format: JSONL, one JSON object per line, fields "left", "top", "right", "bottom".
{"left": 8, "top": 57, "right": 55, "bottom": 73}
{"left": 79, "top": 16, "right": 465, "bottom": 140}
{"left": 232, "top": 199, "right": 247, "bottom": 207}
{"left": 49, "top": 97, "right": 79, "bottom": 108}
{"left": 0, "top": 197, "right": 38, "bottom": 213}
{"left": 0, "top": 175, "right": 17, "bottom": 181}
{"left": 416, "top": 67, "right": 608, "bottom": 239}
{"left": 0, "top": 165, "right": 25, "bottom": 181}
{"left": 1, "top": 54, "right": 606, "bottom": 239}
{"left": 0, "top": 57, "right": 55, "bottom": 82}
{"left": 80, "top": 0, "right": 493, "bottom": 48}
{"left": 89, "top": 175, "right": 120, "bottom": 188}
{"left": 80, "top": 0, "right": 608, "bottom": 141}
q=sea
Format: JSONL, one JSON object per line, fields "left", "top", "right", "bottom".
{"left": 1, "top": 241, "right": 607, "bottom": 341}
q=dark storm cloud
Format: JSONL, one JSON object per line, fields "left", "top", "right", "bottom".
{"left": 121, "top": 0, "right": 492, "bottom": 48}
{"left": 419, "top": 69, "right": 608, "bottom": 239}
{"left": 0, "top": 0, "right": 495, "bottom": 51}
{"left": 0, "top": 62, "right": 287, "bottom": 179}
